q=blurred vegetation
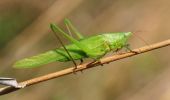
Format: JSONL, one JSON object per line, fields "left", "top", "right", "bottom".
{"left": 0, "top": 6, "right": 39, "bottom": 48}
{"left": 0, "top": 0, "right": 169, "bottom": 100}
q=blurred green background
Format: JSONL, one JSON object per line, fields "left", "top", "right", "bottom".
{"left": 0, "top": 0, "right": 169, "bottom": 100}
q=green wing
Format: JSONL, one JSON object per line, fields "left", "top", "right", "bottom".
{"left": 13, "top": 44, "right": 87, "bottom": 68}
{"left": 14, "top": 50, "right": 60, "bottom": 68}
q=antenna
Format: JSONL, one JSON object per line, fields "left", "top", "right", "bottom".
{"left": 133, "top": 31, "right": 150, "bottom": 46}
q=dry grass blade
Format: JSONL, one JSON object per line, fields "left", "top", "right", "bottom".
{"left": 0, "top": 39, "right": 169, "bottom": 95}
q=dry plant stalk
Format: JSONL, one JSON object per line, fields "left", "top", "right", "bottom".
{"left": 0, "top": 39, "right": 169, "bottom": 95}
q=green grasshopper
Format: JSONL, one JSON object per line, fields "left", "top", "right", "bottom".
{"left": 13, "top": 19, "right": 133, "bottom": 68}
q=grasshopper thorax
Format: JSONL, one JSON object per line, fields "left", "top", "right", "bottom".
{"left": 103, "top": 32, "right": 132, "bottom": 51}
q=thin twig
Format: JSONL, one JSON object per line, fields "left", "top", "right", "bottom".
{"left": 0, "top": 39, "right": 169, "bottom": 95}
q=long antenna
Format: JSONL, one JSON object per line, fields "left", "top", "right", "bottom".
{"left": 133, "top": 31, "right": 150, "bottom": 45}
{"left": 51, "top": 25, "right": 77, "bottom": 68}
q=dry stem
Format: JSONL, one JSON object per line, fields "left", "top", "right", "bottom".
{"left": 0, "top": 39, "right": 169, "bottom": 95}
